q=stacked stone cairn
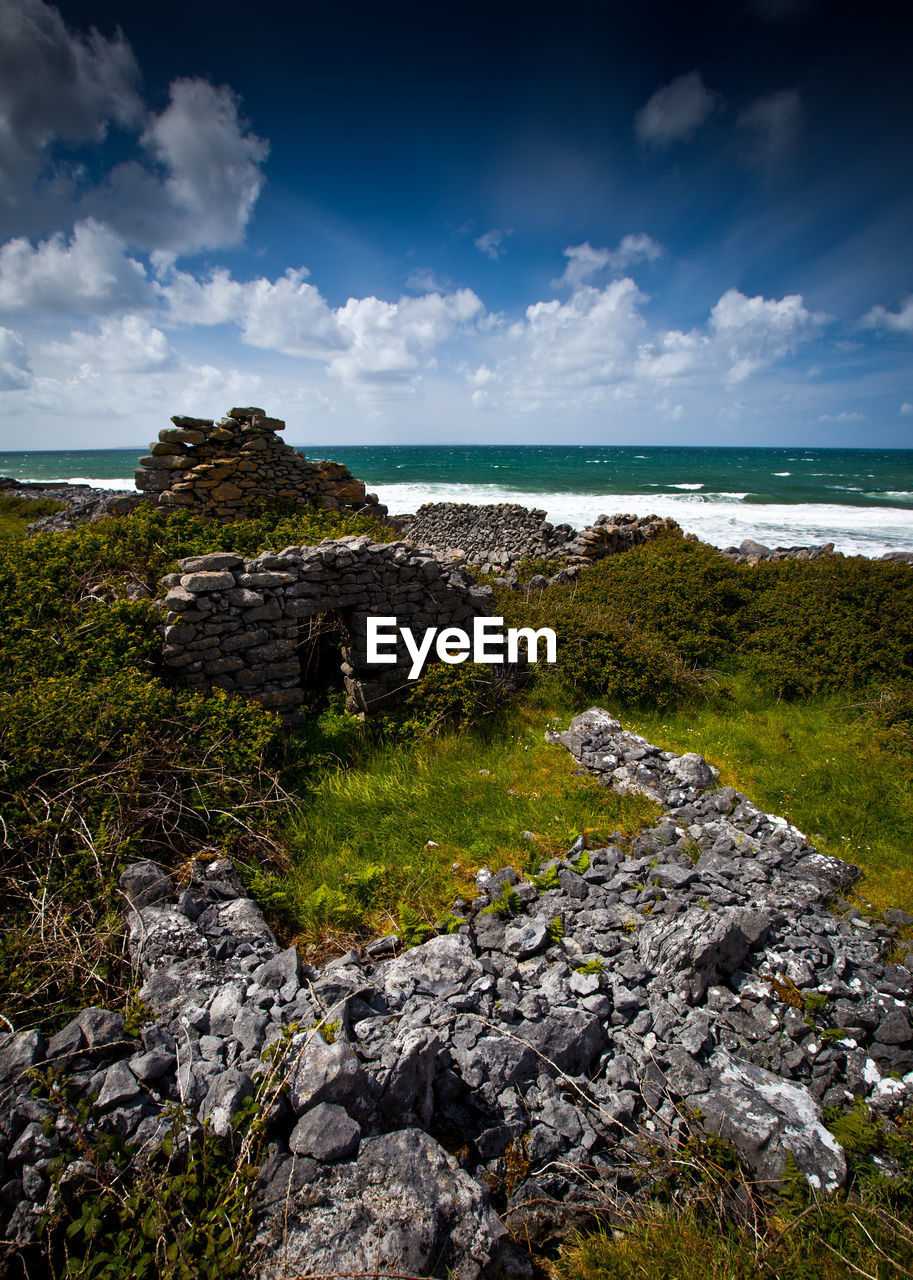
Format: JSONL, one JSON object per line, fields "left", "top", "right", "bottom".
{"left": 392, "top": 503, "right": 681, "bottom": 578}
{"left": 160, "top": 535, "right": 493, "bottom": 720}
{"left": 134, "top": 407, "right": 387, "bottom": 521}
{"left": 2, "top": 709, "right": 911, "bottom": 1275}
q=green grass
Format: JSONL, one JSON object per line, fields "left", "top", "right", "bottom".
{"left": 558, "top": 1106, "right": 913, "bottom": 1280}
{"left": 0, "top": 494, "right": 66, "bottom": 536}
{"left": 629, "top": 681, "right": 913, "bottom": 915}
{"left": 557, "top": 1196, "right": 913, "bottom": 1280}
{"left": 275, "top": 707, "right": 659, "bottom": 948}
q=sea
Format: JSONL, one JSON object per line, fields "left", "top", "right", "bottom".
{"left": 2, "top": 443, "right": 913, "bottom": 558}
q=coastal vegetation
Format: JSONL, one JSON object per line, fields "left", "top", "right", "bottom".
{"left": 1, "top": 505, "right": 912, "bottom": 1277}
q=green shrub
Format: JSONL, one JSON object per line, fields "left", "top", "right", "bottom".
{"left": 740, "top": 556, "right": 913, "bottom": 697}
{"left": 0, "top": 673, "right": 286, "bottom": 1029}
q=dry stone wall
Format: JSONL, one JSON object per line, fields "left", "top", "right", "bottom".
{"left": 393, "top": 502, "right": 680, "bottom": 572}
{"left": 160, "top": 535, "right": 493, "bottom": 720}
{"left": 135, "top": 406, "right": 387, "bottom": 521}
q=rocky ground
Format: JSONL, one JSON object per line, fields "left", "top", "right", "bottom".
{"left": 0, "top": 477, "right": 145, "bottom": 532}
{"left": 1, "top": 709, "right": 911, "bottom": 1276}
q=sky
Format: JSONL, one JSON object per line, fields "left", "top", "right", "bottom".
{"left": 0, "top": 0, "right": 911, "bottom": 450}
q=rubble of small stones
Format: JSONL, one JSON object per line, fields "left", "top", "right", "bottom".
{"left": 28, "top": 490, "right": 147, "bottom": 532}
{"left": 393, "top": 503, "right": 681, "bottom": 575}
{"left": 160, "top": 535, "right": 493, "bottom": 720}
{"left": 2, "top": 708, "right": 911, "bottom": 1275}
{"left": 135, "top": 406, "right": 387, "bottom": 522}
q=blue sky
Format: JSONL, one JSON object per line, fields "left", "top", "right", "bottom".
{"left": 0, "top": 0, "right": 911, "bottom": 449}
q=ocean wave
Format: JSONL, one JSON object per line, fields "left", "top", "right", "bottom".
{"left": 14, "top": 475, "right": 138, "bottom": 491}
{"left": 772, "top": 471, "right": 791, "bottom": 476}
{"left": 670, "top": 482, "right": 704, "bottom": 489}
{"left": 376, "top": 481, "right": 913, "bottom": 556}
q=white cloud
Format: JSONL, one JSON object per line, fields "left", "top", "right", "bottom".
{"left": 901, "top": 403, "right": 913, "bottom": 416}
{"left": 737, "top": 90, "right": 802, "bottom": 167}
{"left": 492, "top": 278, "right": 648, "bottom": 410}
{"left": 239, "top": 271, "right": 343, "bottom": 358}
{"left": 0, "top": 0, "right": 141, "bottom": 203}
{"left": 709, "top": 287, "right": 827, "bottom": 382}
{"left": 406, "top": 268, "right": 451, "bottom": 294}
{"left": 608, "top": 233, "right": 663, "bottom": 272}
{"left": 45, "top": 314, "right": 174, "bottom": 372}
{"left": 161, "top": 265, "right": 484, "bottom": 387}
{"left": 554, "top": 235, "right": 663, "bottom": 290}
{"left": 474, "top": 228, "right": 512, "bottom": 260}
{"left": 0, "top": 218, "right": 152, "bottom": 312}
{"left": 636, "top": 328, "right": 705, "bottom": 382}
{"left": 474, "top": 280, "right": 829, "bottom": 413}
{"left": 819, "top": 410, "right": 866, "bottom": 422}
{"left": 0, "top": 325, "right": 32, "bottom": 388}
{"left": 160, "top": 265, "right": 342, "bottom": 358}
{"left": 554, "top": 242, "right": 610, "bottom": 290}
{"left": 635, "top": 72, "right": 719, "bottom": 148}
{"left": 330, "top": 288, "right": 483, "bottom": 383}
{"left": 863, "top": 296, "right": 913, "bottom": 336}
{"left": 92, "top": 78, "right": 269, "bottom": 255}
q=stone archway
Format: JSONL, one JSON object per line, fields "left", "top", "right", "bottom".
{"left": 159, "top": 536, "right": 492, "bottom": 722}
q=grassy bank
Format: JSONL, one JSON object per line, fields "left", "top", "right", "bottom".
{"left": 631, "top": 683, "right": 913, "bottom": 915}
{"left": 276, "top": 705, "right": 657, "bottom": 953}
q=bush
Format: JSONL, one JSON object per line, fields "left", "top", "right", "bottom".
{"left": 498, "top": 580, "right": 705, "bottom": 710}
{"left": 0, "top": 674, "right": 287, "bottom": 1029}
{"left": 496, "top": 537, "right": 913, "bottom": 710}
{"left": 570, "top": 536, "right": 749, "bottom": 668}
{"left": 740, "top": 556, "right": 913, "bottom": 697}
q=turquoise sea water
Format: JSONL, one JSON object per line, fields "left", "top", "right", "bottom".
{"left": 2, "top": 444, "right": 912, "bottom": 556}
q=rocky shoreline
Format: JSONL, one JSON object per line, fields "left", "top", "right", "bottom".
{"left": 4, "top": 471, "right": 912, "bottom": 569}
{"left": 2, "top": 710, "right": 910, "bottom": 1275}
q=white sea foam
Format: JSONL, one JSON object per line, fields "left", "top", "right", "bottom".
{"left": 12, "top": 470, "right": 913, "bottom": 557}
{"left": 376, "top": 481, "right": 913, "bottom": 556}
{"left": 37, "top": 475, "right": 137, "bottom": 491}
{"left": 773, "top": 471, "right": 791, "bottom": 476}
{"left": 670, "top": 482, "right": 704, "bottom": 489}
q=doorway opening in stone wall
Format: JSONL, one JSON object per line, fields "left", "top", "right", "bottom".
{"left": 297, "top": 610, "right": 349, "bottom": 710}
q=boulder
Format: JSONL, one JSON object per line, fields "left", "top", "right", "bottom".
{"left": 254, "top": 1128, "right": 510, "bottom": 1280}
{"left": 688, "top": 1053, "right": 847, "bottom": 1191}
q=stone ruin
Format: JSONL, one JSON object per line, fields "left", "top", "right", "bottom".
{"left": 391, "top": 503, "right": 681, "bottom": 574}
{"left": 160, "top": 536, "right": 493, "bottom": 720}
{"left": 135, "top": 406, "right": 387, "bottom": 522}
{"left": 2, "top": 709, "right": 911, "bottom": 1272}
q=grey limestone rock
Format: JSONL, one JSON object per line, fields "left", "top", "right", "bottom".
{"left": 288, "top": 1032, "right": 372, "bottom": 1117}
{"left": 380, "top": 933, "right": 484, "bottom": 1004}
{"left": 119, "top": 861, "right": 172, "bottom": 910}
{"left": 95, "top": 1061, "right": 141, "bottom": 1109}
{"left": 638, "top": 906, "right": 779, "bottom": 1004}
{"left": 0, "top": 1033, "right": 44, "bottom": 1097}
{"left": 288, "top": 1103, "right": 360, "bottom": 1161}
{"left": 251, "top": 945, "right": 303, "bottom": 991}
{"left": 199, "top": 1069, "right": 254, "bottom": 1137}
{"left": 688, "top": 1052, "right": 846, "bottom": 1191}
{"left": 504, "top": 916, "right": 549, "bottom": 959}
{"left": 254, "top": 1127, "right": 509, "bottom": 1280}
